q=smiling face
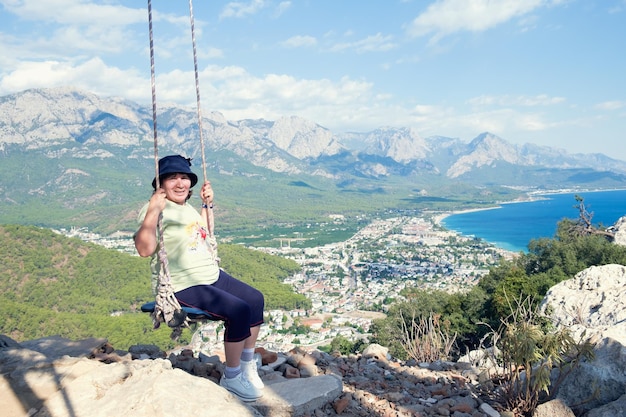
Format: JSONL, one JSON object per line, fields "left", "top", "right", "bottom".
{"left": 161, "top": 173, "right": 192, "bottom": 205}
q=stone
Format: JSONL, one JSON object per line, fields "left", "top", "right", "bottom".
{"left": 611, "top": 216, "right": 626, "bottom": 246}
{"left": 540, "top": 264, "right": 626, "bottom": 415}
{"left": 532, "top": 398, "right": 575, "bottom": 417}
{"left": 256, "top": 347, "right": 278, "bottom": 365}
{"left": 585, "top": 392, "right": 626, "bottom": 417}
{"left": 20, "top": 335, "right": 108, "bottom": 360}
{"left": 480, "top": 402, "right": 500, "bottom": 417}
{"left": 362, "top": 343, "right": 389, "bottom": 363}
{"left": 332, "top": 394, "right": 351, "bottom": 414}
{"left": 555, "top": 337, "right": 626, "bottom": 415}
{"left": 284, "top": 364, "right": 301, "bottom": 379}
{"left": 540, "top": 264, "right": 626, "bottom": 345}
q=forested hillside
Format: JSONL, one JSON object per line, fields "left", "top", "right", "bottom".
{"left": 0, "top": 224, "right": 307, "bottom": 350}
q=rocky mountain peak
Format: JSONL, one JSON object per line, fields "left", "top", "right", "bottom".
{"left": 446, "top": 132, "right": 521, "bottom": 178}
{"left": 268, "top": 115, "right": 344, "bottom": 159}
{"left": 362, "top": 126, "right": 430, "bottom": 162}
{"left": 2, "top": 87, "right": 626, "bottom": 188}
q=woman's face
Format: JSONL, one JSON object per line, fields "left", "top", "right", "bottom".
{"left": 161, "top": 173, "right": 192, "bottom": 205}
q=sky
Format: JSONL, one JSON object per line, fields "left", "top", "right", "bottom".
{"left": 1, "top": 0, "right": 625, "bottom": 159}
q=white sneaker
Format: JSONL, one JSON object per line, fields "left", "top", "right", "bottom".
{"left": 220, "top": 372, "right": 262, "bottom": 402}
{"left": 241, "top": 359, "right": 265, "bottom": 389}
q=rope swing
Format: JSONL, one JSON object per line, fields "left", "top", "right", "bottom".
{"left": 188, "top": 0, "right": 218, "bottom": 253}
{"left": 146, "top": 0, "right": 217, "bottom": 338}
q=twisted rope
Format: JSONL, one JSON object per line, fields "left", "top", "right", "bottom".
{"left": 188, "top": 0, "right": 218, "bottom": 261}
{"left": 147, "top": 0, "right": 187, "bottom": 338}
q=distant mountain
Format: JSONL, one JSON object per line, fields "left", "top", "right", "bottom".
{"left": 3, "top": 87, "right": 626, "bottom": 178}
{"left": 1, "top": 87, "right": 626, "bottom": 234}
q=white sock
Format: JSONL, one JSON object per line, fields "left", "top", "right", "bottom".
{"left": 241, "top": 348, "right": 255, "bottom": 362}
{"left": 224, "top": 365, "right": 241, "bottom": 379}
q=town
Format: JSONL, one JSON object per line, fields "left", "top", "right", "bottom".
{"left": 58, "top": 212, "right": 514, "bottom": 353}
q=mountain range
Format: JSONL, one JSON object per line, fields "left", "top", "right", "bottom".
{"left": 1, "top": 87, "right": 626, "bottom": 236}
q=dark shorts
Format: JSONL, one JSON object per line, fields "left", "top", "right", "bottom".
{"left": 175, "top": 269, "right": 265, "bottom": 342}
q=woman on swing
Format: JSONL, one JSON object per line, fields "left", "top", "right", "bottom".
{"left": 134, "top": 154, "right": 264, "bottom": 402}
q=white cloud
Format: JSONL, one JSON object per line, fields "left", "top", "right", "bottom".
{"left": 0, "top": 58, "right": 147, "bottom": 99}
{"left": 2, "top": 0, "right": 145, "bottom": 26}
{"left": 273, "top": 1, "right": 291, "bottom": 17}
{"left": 0, "top": 1, "right": 147, "bottom": 61}
{"left": 280, "top": 35, "right": 317, "bottom": 48}
{"left": 468, "top": 94, "right": 566, "bottom": 107}
{"left": 328, "top": 33, "right": 397, "bottom": 53}
{"left": 220, "top": 0, "right": 268, "bottom": 19}
{"left": 407, "top": 0, "right": 547, "bottom": 42}
{"left": 595, "top": 100, "right": 625, "bottom": 111}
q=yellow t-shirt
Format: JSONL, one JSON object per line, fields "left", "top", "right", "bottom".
{"left": 137, "top": 200, "right": 220, "bottom": 293}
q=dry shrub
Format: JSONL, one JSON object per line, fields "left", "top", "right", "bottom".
{"left": 399, "top": 311, "right": 456, "bottom": 362}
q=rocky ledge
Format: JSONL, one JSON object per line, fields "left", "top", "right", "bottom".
{"left": 2, "top": 334, "right": 505, "bottom": 417}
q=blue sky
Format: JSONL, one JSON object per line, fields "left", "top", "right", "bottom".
{"left": 1, "top": 0, "right": 625, "bottom": 159}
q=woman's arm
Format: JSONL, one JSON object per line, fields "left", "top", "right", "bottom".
{"left": 199, "top": 180, "right": 214, "bottom": 228}
{"left": 134, "top": 190, "right": 167, "bottom": 257}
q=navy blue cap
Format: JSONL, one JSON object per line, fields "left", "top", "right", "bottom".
{"left": 152, "top": 155, "right": 198, "bottom": 189}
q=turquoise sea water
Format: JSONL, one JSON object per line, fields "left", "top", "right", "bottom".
{"left": 441, "top": 189, "right": 626, "bottom": 252}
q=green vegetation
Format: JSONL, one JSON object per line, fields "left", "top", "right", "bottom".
{"left": 485, "top": 295, "right": 594, "bottom": 416}
{"left": 217, "top": 244, "right": 309, "bottom": 310}
{"left": 0, "top": 144, "right": 524, "bottom": 239}
{"left": 371, "top": 214, "right": 626, "bottom": 359}
{"left": 0, "top": 224, "right": 306, "bottom": 350}
{"left": 318, "top": 335, "right": 367, "bottom": 356}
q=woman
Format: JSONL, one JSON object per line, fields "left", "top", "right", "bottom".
{"left": 134, "top": 154, "right": 265, "bottom": 402}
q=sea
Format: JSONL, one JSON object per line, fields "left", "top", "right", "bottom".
{"left": 440, "top": 189, "right": 626, "bottom": 253}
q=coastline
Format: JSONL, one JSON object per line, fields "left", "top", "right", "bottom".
{"left": 433, "top": 206, "right": 501, "bottom": 226}
{"left": 432, "top": 187, "right": 626, "bottom": 226}
{"left": 432, "top": 189, "right": 626, "bottom": 254}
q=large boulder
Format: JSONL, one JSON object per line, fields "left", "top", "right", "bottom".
{"left": 0, "top": 340, "right": 261, "bottom": 417}
{"left": 540, "top": 264, "right": 626, "bottom": 416}
{"left": 540, "top": 264, "right": 626, "bottom": 345}
{"left": 1, "top": 335, "right": 344, "bottom": 417}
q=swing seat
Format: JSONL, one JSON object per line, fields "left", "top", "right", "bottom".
{"left": 140, "top": 301, "right": 219, "bottom": 322}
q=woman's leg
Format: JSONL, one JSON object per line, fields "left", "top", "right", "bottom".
{"left": 245, "top": 325, "right": 260, "bottom": 350}
{"left": 224, "top": 340, "right": 245, "bottom": 367}
{"left": 175, "top": 270, "right": 265, "bottom": 366}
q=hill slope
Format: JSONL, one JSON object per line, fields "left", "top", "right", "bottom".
{"left": 0, "top": 224, "right": 305, "bottom": 349}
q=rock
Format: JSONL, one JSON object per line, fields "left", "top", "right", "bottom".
{"left": 540, "top": 264, "right": 626, "bottom": 415}
{"left": 0, "top": 335, "right": 22, "bottom": 349}
{"left": 256, "top": 347, "right": 278, "bottom": 365}
{"left": 332, "top": 394, "right": 351, "bottom": 414}
{"left": 283, "top": 364, "right": 301, "bottom": 378}
{"left": 20, "top": 335, "right": 107, "bottom": 360}
{"left": 584, "top": 392, "right": 626, "bottom": 417}
{"left": 540, "top": 264, "right": 626, "bottom": 345}
{"left": 128, "top": 343, "right": 164, "bottom": 359}
{"left": 362, "top": 343, "right": 389, "bottom": 363}
{"left": 555, "top": 337, "right": 626, "bottom": 415}
{"left": 457, "top": 347, "right": 500, "bottom": 368}
{"left": 532, "top": 398, "right": 575, "bottom": 417}
{"left": 38, "top": 359, "right": 261, "bottom": 417}
{"left": 611, "top": 216, "right": 626, "bottom": 246}
{"left": 0, "top": 341, "right": 261, "bottom": 417}
{"left": 480, "top": 402, "right": 500, "bottom": 417}
{"left": 254, "top": 375, "right": 343, "bottom": 417}
{"left": 3, "top": 307, "right": 624, "bottom": 417}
